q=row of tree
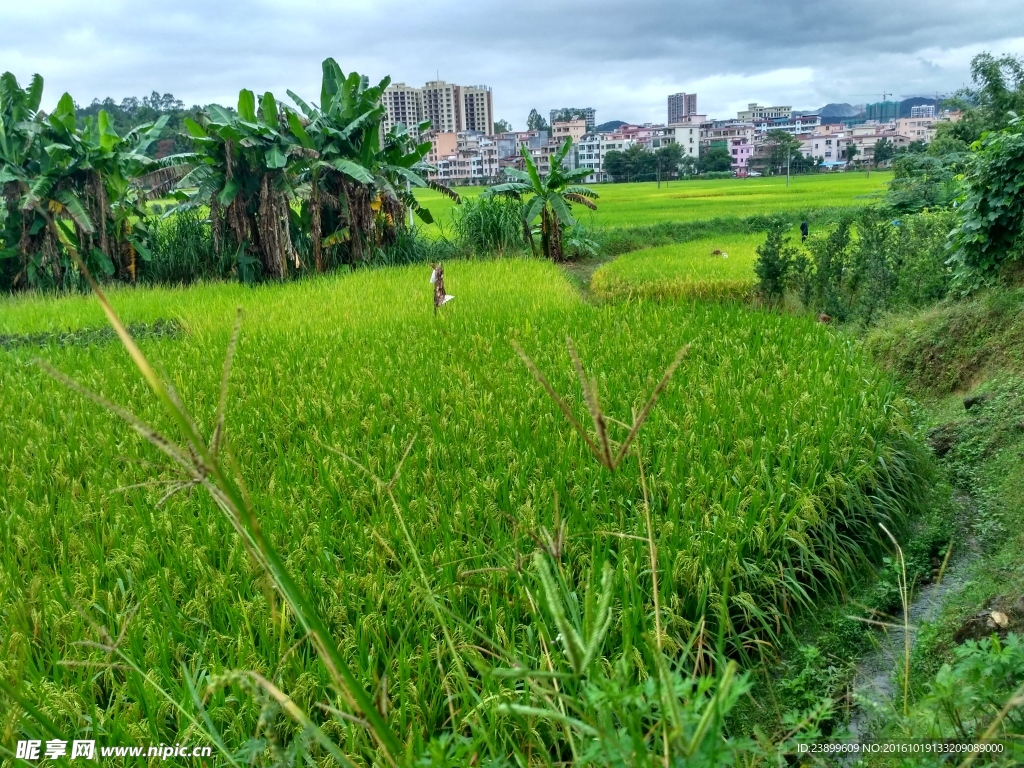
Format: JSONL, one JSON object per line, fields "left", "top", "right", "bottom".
{"left": 0, "top": 60, "right": 458, "bottom": 290}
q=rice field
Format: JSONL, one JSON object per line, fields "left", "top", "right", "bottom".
{"left": 590, "top": 233, "right": 766, "bottom": 301}
{"left": 0, "top": 258, "right": 925, "bottom": 755}
{"left": 414, "top": 172, "right": 891, "bottom": 233}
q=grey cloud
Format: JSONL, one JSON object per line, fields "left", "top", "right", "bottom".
{"left": 2, "top": 0, "right": 1024, "bottom": 127}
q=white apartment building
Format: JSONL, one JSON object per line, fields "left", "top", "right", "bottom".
{"left": 382, "top": 79, "right": 495, "bottom": 136}
{"left": 700, "top": 121, "right": 756, "bottom": 148}
{"left": 752, "top": 114, "right": 821, "bottom": 140}
{"left": 574, "top": 133, "right": 638, "bottom": 183}
{"left": 658, "top": 123, "right": 699, "bottom": 156}
{"left": 911, "top": 104, "right": 936, "bottom": 118}
{"left": 737, "top": 103, "right": 793, "bottom": 121}
{"left": 381, "top": 83, "right": 425, "bottom": 139}
{"left": 802, "top": 133, "right": 852, "bottom": 163}
{"left": 576, "top": 134, "right": 603, "bottom": 182}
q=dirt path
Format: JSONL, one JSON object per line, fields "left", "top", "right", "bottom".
{"left": 560, "top": 257, "right": 608, "bottom": 302}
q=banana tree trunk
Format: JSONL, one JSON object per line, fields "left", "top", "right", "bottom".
{"left": 311, "top": 174, "right": 323, "bottom": 272}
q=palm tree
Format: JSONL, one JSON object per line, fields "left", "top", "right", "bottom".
{"left": 485, "top": 138, "right": 597, "bottom": 261}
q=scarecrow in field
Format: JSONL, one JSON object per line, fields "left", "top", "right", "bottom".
{"left": 429, "top": 263, "right": 454, "bottom": 314}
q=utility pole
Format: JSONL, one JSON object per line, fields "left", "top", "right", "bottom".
{"left": 786, "top": 149, "right": 791, "bottom": 187}
{"left": 657, "top": 156, "right": 662, "bottom": 189}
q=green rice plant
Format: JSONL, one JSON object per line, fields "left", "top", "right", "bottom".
{"left": 0, "top": 258, "right": 928, "bottom": 759}
{"left": 413, "top": 172, "right": 892, "bottom": 235}
{"left": 590, "top": 233, "right": 766, "bottom": 302}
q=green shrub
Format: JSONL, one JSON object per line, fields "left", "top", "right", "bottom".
{"left": 143, "top": 209, "right": 221, "bottom": 285}
{"left": 452, "top": 194, "right": 527, "bottom": 256}
{"left": 754, "top": 217, "right": 798, "bottom": 301}
{"left": 788, "top": 207, "right": 955, "bottom": 324}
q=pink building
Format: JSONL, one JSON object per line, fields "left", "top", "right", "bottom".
{"left": 728, "top": 137, "right": 754, "bottom": 175}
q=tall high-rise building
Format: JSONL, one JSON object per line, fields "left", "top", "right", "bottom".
{"left": 382, "top": 83, "right": 425, "bottom": 138}
{"left": 422, "top": 80, "right": 464, "bottom": 133}
{"left": 382, "top": 79, "right": 496, "bottom": 135}
{"left": 667, "top": 93, "right": 698, "bottom": 123}
{"left": 549, "top": 107, "right": 596, "bottom": 131}
{"left": 462, "top": 85, "right": 494, "bottom": 133}
{"left": 864, "top": 101, "right": 899, "bottom": 121}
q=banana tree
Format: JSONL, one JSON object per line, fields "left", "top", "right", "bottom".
{"left": 286, "top": 58, "right": 457, "bottom": 270}
{"left": 2, "top": 72, "right": 170, "bottom": 289}
{"left": 484, "top": 138, "right": 597, "bottom": 261}
{"left": 1, "top": 78, "right": 115, "bottom": 288}
{"left": 178, "top": 88, "right": 299, "bottom": 280}
{"left": 55, "top": 100, "right": 170, "bottom": 281}
{"left": 0, "top": 72, "right": 53, "bottom": 288}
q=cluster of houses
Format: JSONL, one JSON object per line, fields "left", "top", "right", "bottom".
{"left": 377, "top": 82, "right": 957, "bottom": 184}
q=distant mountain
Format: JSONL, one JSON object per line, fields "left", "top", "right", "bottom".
{"left": 596, "top": 120, "right": 627, "bottom": 132}
{"left": 817, "top": 103, "right": 860, "bottom": 118}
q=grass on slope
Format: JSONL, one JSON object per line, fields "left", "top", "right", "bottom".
{"left": 589, "top": 233, "right": 764, "bottom": 301}
{"left": 860, "top": 290, "right": 1024, "bottom": 762}
{"left": 414, "top": 172, "right": 891, "bottom": 234}
{"left": 1, "top": 259, "right": 924, "bottom": 753}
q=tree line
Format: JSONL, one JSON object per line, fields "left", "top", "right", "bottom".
{"left": 0, "top": 60, "right": 458, "bottom": 291}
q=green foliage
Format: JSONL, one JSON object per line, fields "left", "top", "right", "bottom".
{"left": 865, "top": 286, "right": 1024, "bottom": 393}
{"left": 602, "top": 144, "right": 683, "bottom": 183}
{"left": 885, "top": 153, "right": 965, "bottom": 212}
{"left": 0, "top": 71, "right": 171, "bottom": 291}
{"left": 778, "top": 644, "right": 845, "bottom": 715}
{"left": 603, "top": 144, "right": 657, "bottom": 183}
{"left": 754, "top": 217, "right": 798, "bottom": 301}
{"left": 873, "top": 137, "right": 897, "bottom": 167}
{"left": 563, "top": 222, "right": 599, "bottom": 261}
{"left": 946, "top": 52, "right": 1024, "bottom": 141}
{"left": 697, "top": 145, "right": 733, "bottom": 174}
{"left": 790, "top": 207, "right": 956, "bottom": 323}
{"left": 77, "top": 91, "right": 198, "bottom": 157}
{"left": 492, "top": 118, "right": 512, "bottom": 134}
{"left": 761, "top": 129, "right": 801, "bottom": 174}
{"left": 886, "top": 634, "right": 1024, "bottom": 750}
{"left": 525, "top": 108, "right": 549, "bottom": 132}
{"left": 143, "top": 209, "right": 221, "bottom": 284}
{"left": 948, "top": 116, "right": 1024, "bottom": 291}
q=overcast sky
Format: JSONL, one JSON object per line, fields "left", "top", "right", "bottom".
{"left": 4, "top": 1, "right": 1024, "bottom": 129}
